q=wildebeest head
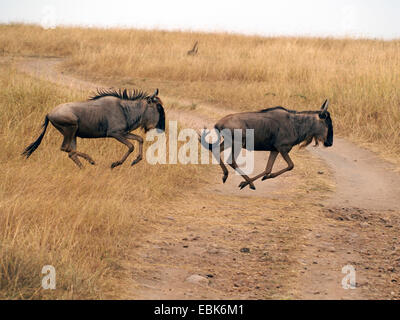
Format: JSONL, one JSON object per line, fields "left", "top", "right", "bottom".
{"left": 143, "top": 89, "right": 166, "bottom": 133}
{"left": 316, "top": 99, "right": 333, "bottom": 147}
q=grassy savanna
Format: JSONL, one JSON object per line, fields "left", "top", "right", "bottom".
{"left": 1, "top": 24, "right": 399, "bottom": 164}
{"left": 0, "top": 24, "right": 398, "bottom": 299}
{"left": 0, "top": 61, "right": 332, "bottom": 299}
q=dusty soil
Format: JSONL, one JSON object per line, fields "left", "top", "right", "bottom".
{"left": 13, "top": 56, "right": 400, "bottom": 299}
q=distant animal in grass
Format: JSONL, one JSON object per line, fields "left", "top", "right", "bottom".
{"left": 22, "top": 88, "right": 165, "bottom": 169}
{"left": 187, "top": 41, "right": 199, "bottom": 55}
{"left": 200, "top": 100, "right": 333, "bottom": 190}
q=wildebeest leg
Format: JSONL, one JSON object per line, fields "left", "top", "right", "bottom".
{"left": 65, "top": 137, "right": 84, "bottom": 169}
{"left": 56, "top": 124, "right": 83, "bottom": 168}
{"left": 110, "top": 134, "right": 134, "bottom": 169}
{"left": 218, "top": 142, "right": 229, "bottom": 183}
{"left": 238, "top": 151, "right": 279, "bottom": 189}
{"left": 50, "top": 115, "right": 86, "bottom": 168}
{"left": 65, "top": 135, "right": 95, "bottom": 168}
{"left": 125, "top": 133, "right": 144, "bottom": 166}
{"left": 67, "top": 151, "right": 83, "bottom": 168}
{"left": 228, "top": 145, "right": 256, "bottom": 190}
{"left": 70, "top": 137, "right": 95, "bottom": 165}
{"left": 262, "top": 151, "right": 294, "bottom": 180}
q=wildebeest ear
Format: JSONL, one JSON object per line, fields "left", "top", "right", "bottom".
{"left": 150, "top": 88, "right": 159, "bottom": 100}
{"left": 320, "top": 99, "right": 329, "bottom": 114}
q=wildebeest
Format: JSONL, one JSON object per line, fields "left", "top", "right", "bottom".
{"left": 200, "top": 100, "right": 333, "bottom": 190}
{"left": 187, "top": 41, "right": 199, "bottom": 55}
{"left": 22, "top": 88, "right": 165, "bottom": 168}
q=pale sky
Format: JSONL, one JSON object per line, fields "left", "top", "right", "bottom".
{"left": 0, "top": 0, "right": 399, "bottom": 39}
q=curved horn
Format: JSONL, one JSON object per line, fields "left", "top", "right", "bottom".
{"left": 321, "top": 99, "right": 329, "bottom": 113}
{"left": 151, "top": 88, "right": 159, "bottom": 99}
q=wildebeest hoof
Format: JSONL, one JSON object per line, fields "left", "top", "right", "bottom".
{"left": 239, "top": 181, "right": 256, "bottom": 190}
{"left": 238, "top": 181, "right": 248, "bottom": 189}
{"left": 262, "top": 175, "right": 270, "bottom": 181}
{"left": 131, "top": 158, "right": 142, "bottom": 166}
{"left": 88, "top": 159, "right": 95, "bottom": 165}
{"left": 222, "top": 175, "right": 228, "bottom": 183}
{"left": 111, "top": 161, "right": 121, "bottom": 169}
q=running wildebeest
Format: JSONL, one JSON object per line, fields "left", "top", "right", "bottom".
{"left": 200, "top": 100, "right": 333, "bottom": 190}
{"left": 22, "top": 88, "right": 165, "bottom": 168}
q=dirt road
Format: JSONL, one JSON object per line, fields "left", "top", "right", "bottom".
{"left": 15, "top": 57, "right": 400, "bottom": 299}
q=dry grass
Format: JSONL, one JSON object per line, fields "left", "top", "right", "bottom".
{"left": 0, "top": 63, "right": 209, "bottom": 299}
{"left": 1, "top": 24, "right": 399, "bottom": 164}
{"left": 0, "top": 23, "right": 398, "bottom": 299}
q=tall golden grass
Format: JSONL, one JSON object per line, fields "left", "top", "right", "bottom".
{"left": 0, "top": 62, "right": 210, "bottom": 298}
{"left": 1, "top": 24, "right": 399, "bottom": 164}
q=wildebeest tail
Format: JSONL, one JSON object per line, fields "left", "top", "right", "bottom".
{"left": 22, "top": 115, "right": 50, "bottom": 158}
{"left": 198, "top": 125, "right": 221, "bottom": 151}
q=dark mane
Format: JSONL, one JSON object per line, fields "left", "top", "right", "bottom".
{"left": 259, "top": 106, "right": 291, "bottom": 113}
{"left": 259, "top": 106, "right": 318, "bottom": 114}
{"left": 89, "top": 88, "right": 150, "bottom": 101}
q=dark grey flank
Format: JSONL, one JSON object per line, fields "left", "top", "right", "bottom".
{"left": 22, "top": 88, "right": 166, "bottom": 169}
{"left": 200, "top": 100, "right": 333, "bottom": 190}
